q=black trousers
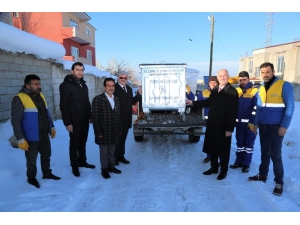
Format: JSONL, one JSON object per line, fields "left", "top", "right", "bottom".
{"left": 210, "top": 136, "right": 231, "bottom": 172}
{"left": 25, "top": 135, "right": 52, "bottom": 178}
{"left": 115, "top": 127, "right": 129, "bottom": 160}
{"left": 69, "top": 120, "right": 89, "bottom": 167}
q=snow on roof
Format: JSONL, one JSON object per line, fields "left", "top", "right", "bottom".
{"left": 0, "top": 22, "right": 65, "bottom": 60}
{"left": 0, "top": 21, "right": 115, "bottom": 78}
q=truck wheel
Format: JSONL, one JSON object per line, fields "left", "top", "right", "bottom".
{"left": 134, "top": 135, "right": 144, "bottom": 142}
{"left": 188, "top": 135, "right": 200, "bottom": 143}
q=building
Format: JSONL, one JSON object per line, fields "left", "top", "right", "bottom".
{"left": 239, "top": 41, "right": 300, "bottom": 100}
{"left": 11, "top": 12, "right": 96, "bottom": 66}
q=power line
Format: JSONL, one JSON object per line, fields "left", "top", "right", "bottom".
{"left": 215, "top": 35, "right": 237, "bottom": 60}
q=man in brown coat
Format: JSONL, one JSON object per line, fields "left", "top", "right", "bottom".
{"left": 186, "top": 69, "right": 239, "bottom": 180}
{"left": 92, "top": 78, "right": 123, "bottom": 179}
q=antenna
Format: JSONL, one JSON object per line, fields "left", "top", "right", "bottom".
{"left": 265, "top": 12, "right": 274, "bottom": 47}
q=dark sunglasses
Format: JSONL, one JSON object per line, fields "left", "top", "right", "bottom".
{"left": 119, "top": 77, "right": 128, "bottom": 80}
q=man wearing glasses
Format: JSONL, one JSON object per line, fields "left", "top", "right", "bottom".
{"left": 230, "top": 71, "right": 258, "bottom": 173}
{"left": 113, "top": 71, "right": 142, "bottom": 165}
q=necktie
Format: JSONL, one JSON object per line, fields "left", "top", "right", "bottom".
{"left": 218, "top": 87, "right": 222, "bottom": 93}
{"left": 123, "top": 86, "right": 127, "bottom": 93}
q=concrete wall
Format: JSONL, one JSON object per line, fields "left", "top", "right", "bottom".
{"left": 0, "top": 49, "right": 107, "bottom": 123}
{"left": 0, "top": 12, "right": 13, "bottom": 25}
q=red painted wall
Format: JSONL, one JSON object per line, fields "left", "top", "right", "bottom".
{"left": 12, "top": 12, "right": 96, "bottom": 66}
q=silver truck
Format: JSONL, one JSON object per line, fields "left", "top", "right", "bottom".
{"left": 133, "top": 63, "right": 206, "bottom": 143}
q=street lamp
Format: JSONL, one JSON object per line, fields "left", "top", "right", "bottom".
{"left": 208, "top": 15, "right": 214, "bottom": 77}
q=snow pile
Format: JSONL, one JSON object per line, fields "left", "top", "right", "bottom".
{"left": 0, "top": 22, "right": 65, "bottom": 60}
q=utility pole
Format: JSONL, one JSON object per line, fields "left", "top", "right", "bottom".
{"left": 209, "top": 14, "right": 214, "bottom": 77}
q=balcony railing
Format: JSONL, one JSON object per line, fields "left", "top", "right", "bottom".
{"left": 62, "top": 27, "right": 91, "bottom": 45}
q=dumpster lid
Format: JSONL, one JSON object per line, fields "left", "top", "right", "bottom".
{"left": 139, "top": 63, "right": 187, "bottom": 68}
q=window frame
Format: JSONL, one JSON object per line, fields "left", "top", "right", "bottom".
{"left": 70, "top": 19, "right": 78, "bottom": 29}
{"left": 254, "top": 67, "right": 260, "bottom": 77}
{"left": 13, "top": 12, "right": 19, "bottom": 17}
{"left": 248, "top": 60, "right": 253, "bottom": 74}
{"left": 87, "top": 50, "right": 92, "bottom": 60}
{"left": 276, "top": 55, "right": 284, "bottom": 74}
{"left": 86, "top": 27, "right": 91, "bottom": 36}
{"left": 71, "top": 46, "right": 79, "bottom": 62}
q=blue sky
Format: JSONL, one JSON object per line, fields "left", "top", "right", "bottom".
{"left": 87, "top": 12, "right": 299, "bottom": 78}
{"left": 5, "top": 1, "right": 300, "bottom": 78}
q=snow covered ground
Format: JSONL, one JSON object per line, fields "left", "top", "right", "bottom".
{"left": 0, "top": 102, "right": 299, "bottom": 221}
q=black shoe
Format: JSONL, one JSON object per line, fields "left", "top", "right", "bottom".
{"left": 242, "top": 165, "right": 250, "bottom": 173}
{"left": 115, "top": 160, "right": 119, "bottom": 166}
{"left": 72, "top": 167, "right": 80, "bottom": 177}
{"left": 203, "top": 168, "right": 218, "bottom": 175}
{"left": 217, "top": 171, "right": 227, "bottom": 180}
{"left": 27, "top": 178, "right": 40, "bottom": 188}
{"left": 101, "top": 169, "right": 111, "bottom": 179}
{"left": 108, "top": 167, "right": 122, "bottom": 174}
{"left": 230, "top": 163, "right": 244, "bottom": 169}
{"left": 79, "top": 162, "right": 96, "bottom": 169}
{"left": 42, "top": 173, "right": 61, "bottom": 180}
{"left": 119, "top": 157, "right": 130, "bottom": 164}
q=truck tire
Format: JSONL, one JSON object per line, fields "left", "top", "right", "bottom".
{"left": 188, "top": 135, "right": 200, "bottom": 143}
{"left": 134, "top": 135, "right": 144, "bottom": 142}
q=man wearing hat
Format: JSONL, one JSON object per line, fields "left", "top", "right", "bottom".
{"left": 186, "top": 76, "right": 219, "bottom": 163}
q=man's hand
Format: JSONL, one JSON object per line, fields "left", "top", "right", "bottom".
{"left": 252, "top": 125, "right": 258, "bottom": 135}
{"left": 66, "top": 124, "right": 73, "bottom": 133}
{"left": 225, "top": 131, "right": 232, "bottom": 137}
{"left": 186, "top": 85, "right": 191, "bottom": 94}
{"left": 51, "top": 128, "right": 56, "bottom": 138}
{"left": 186, "top": 100, "right": 193, "bottom": 106}
{"left": 18, "top": 139, "right": 29, "bottom": 151}
{"left": 248, "top": 123, "right": 255, "bottom": 131}
{"left": 278, "top": 127, "right": 287, "bottom": 136}
{"left": 138, "top": 86, "right": 142, "bottom": 95}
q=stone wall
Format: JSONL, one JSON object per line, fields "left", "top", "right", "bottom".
{"left": 0, "top": 50, "right": 107, "bottom": 123}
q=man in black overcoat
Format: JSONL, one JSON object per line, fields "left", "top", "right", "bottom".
{"left": 186, "top": 69, "right": 239, "bottom": 180}
{"left": 59, "top": 62, "right": 95, "bottom": 177}
{"left": 113, "top": 71, "right": 142, "bottom": 164}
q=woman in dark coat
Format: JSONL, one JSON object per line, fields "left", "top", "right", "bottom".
{"left": 187, "top": 69, "right": 239, "bottom": 180}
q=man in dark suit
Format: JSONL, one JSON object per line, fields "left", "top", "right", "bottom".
{"left": 186, "top": 69, "right": 239, "bottom": 180}
{"left": 113, "top": 71, "right": 142, "bottom": 164}
{"left": 92, "top": 78, "right": 123, "bottom": 179}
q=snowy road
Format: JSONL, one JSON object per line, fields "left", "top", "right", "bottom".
{"left": 0, "top": 119, "right": 299, "bottom": 212}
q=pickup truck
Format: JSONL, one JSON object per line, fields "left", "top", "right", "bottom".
{"left": 133, "top": 63, "right": 206, "bottom": 143}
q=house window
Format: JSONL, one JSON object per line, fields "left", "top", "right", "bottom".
{"left": 254, "top": 67, "right": 260, "bottom": 77}
{"left": 71, "top": 46, "right": 79, "bottom": 61}
{"left": 87, "top": 50, "right": 92, "bottom": 60}
{"left": 86, "top": 27, "right": 91, "bottom": 36}
{"left": 277, "top": 56, "right": 284, "bottom": 73}
{"left": 13, "top": 12, "right": 19, "bottom": 17}
{"left": 70, "top": 19, "right": 78, "bottom": 29}
{"left": 248, "top": 60, "right": 253, "bottom": 74}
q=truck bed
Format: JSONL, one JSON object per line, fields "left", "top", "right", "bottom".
{"left": 133, "top": 110, "right": 206, "bottom": 128}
